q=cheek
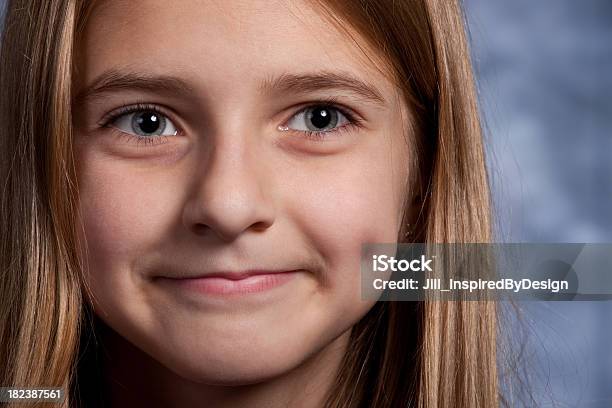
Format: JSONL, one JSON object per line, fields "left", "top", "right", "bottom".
{"left": 76, "top": 150, "right": 184, "bottom": 297}
{"left": 301, "top": 171, "right": 401, "bottom": 248}
{"left": 286, "top": 134, "right": 410, "bottom": 303}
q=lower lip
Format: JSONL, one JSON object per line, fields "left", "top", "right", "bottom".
{"left": 159, "top": 271, "right": 299, "bottom": 296}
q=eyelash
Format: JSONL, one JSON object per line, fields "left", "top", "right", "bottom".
{"left": 99, "top": 98, "right": 364, "bottom": 147}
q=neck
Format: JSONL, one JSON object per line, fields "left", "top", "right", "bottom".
{"left": 97, "top": 322, "right": 350, "bottom": 408}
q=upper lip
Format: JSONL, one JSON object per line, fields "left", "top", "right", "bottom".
{"left": 158, "top": 269, "right": 301, "bottom": 281}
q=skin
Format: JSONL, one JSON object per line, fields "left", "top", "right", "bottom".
{"left": 73, "top": 1, "right": 414, "bottom": 407}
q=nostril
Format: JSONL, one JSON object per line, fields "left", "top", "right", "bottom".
{"left": 251, "top": 221, "right": 271, "bottom": 232}
{"left": 192, "top": 223, "right": 209, "bottom": 235}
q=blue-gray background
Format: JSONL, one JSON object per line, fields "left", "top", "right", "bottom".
{"left": 1, "top": 0, "right": 610, "bottom": 406}
{"left": 464, "top": 0, "right": 612, "bottom": 406}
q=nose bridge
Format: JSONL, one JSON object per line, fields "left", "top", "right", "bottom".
{"left": 183, "top": 128, "right": 275, "bottom": 242}
{"left": 207, "top": 137, "right": 263, "bottom": 211}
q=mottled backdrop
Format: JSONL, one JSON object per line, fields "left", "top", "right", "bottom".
{"left": 465, "top": 0, "right": 612, "bottom": 406}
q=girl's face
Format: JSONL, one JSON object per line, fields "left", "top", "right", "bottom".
{"left": 74, "top": 0, "right": 412, "bottom": 384}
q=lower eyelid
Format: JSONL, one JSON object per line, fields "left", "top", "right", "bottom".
{"left": 107, "top": 127, "right": 172, "bottom": 147}
{"left": 294, "top": 122, "right": 359, "bottom": 143}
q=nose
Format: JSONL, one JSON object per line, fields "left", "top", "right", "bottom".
{"left": 181, "top": 137, "right": 276, "bottom": 243}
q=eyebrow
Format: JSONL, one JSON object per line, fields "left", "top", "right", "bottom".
{"left": 73, "top": 70, "right": 196, "bottom": 104}
{"left": 259, "top": 71, "right": 387, "bottom": 107}
{"left": 74, "top": 69, "right": 387, "bottom": 107}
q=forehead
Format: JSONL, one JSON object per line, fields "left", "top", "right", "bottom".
{"left": 76, "top": 0, "right": 396, "bottom": 97}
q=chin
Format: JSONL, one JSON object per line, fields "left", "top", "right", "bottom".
{"left": 154, "top": 344, "right": 306, "bottom": 386}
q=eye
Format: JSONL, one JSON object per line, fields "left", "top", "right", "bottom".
{"left": 110, "top": 109, "right": 178, "bottom": 137}
{"left": 284, "top": 105, "right": 350, "bottom": 133}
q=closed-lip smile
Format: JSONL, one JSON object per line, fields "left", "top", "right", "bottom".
{"left": 156, "top": 269, "right": 302, "bottom": 296}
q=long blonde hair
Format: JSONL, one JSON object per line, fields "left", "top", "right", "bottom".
{"left": 0, "top": 1, "right": 497, "bottom": 407}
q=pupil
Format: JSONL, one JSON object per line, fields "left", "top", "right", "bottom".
{"left": 309, "top": 107, "right": 332, "bottom": 129}
{"left": 135, "top": 111, "right": 161, "bottom": 134}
